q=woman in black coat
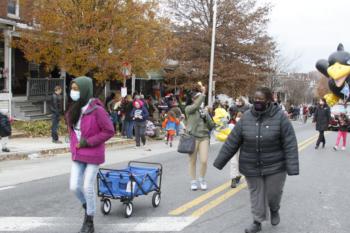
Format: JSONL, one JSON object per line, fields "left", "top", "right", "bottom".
{"left": 313, "top": 98, "right": 331, "bottom": 149}
{"left": 214, "top": 87, "right": 299, "bottom": 233}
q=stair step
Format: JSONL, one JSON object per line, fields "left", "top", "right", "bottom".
{"left": 19, "top": 106, "right": 42, "bottom": 111}
{"left": 27, "top": 115, "right": 51, "bottom": 120}
{"left": 24, "top": 110, "right": 45, "bottom": 116}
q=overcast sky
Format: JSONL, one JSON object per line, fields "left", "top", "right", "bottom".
{"left": 267, "top": 0, "right": 350, "bottom": 72}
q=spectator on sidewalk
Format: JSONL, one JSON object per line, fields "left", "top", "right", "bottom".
{"left": 131, "top": 99, "right": 149, "bottom": 149}
{"left": 51, "top": 86, "right": 63, "bottom": 144}
{"left": 0, "top": 112, "right": 11, "bottom": 152}
{"left": 123, "top": 95, "right": 134, "bottom": 139}
{"left": 66, "top": 76, "right": 114, "bottom": 233}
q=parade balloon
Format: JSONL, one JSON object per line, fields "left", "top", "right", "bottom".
{"left": 315, "top": 43, "right": 350, "bottom": 106}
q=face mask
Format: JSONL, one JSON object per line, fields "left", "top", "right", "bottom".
{"left": 254, "top": 101, "right": 267, "bottom": 112}
{"left": 70, "top": 90, "right": 80, "bottom": 101}
{"left": 236, "top": 118, "right": 241, "bottom": 122}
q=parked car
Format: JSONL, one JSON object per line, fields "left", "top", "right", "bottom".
{"left": 329, "top": 104, "right": 350, "bottom": 131}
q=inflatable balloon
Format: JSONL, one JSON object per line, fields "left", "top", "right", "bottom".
{"left": 316, "top": 43, "right": 350, "bottom": 106}
{"left": 212, "top": 107, "right": 231, "bottom": 142}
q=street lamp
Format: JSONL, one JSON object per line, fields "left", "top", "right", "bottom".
{"left": 208, "top": 0, "right": 217, "bottom": 107}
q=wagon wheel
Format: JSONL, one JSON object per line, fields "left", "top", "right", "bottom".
{"left": 124, "top": 202, "right": 133, "bottom": 218}
{"left": 152, "top": 192, "right": 161, "bottom": 208}
{"left": 100, "top": 199, "right": 112, "bottom": 215}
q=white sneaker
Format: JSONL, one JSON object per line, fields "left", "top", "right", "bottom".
{"left": 191, "top": 180, "right": 198, "bottom": 191}
{"left": 342, "top": 147, "right": 346, "bottom": 151}
{"left": 199, "top": 178, "right": 207, "bottom": 191}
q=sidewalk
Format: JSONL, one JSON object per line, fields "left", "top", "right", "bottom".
{"left": 0, "top": 136, "right": 134, "bottom": 161}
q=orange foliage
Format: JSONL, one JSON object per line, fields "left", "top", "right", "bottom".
{"left": 16, "top": 0, "right": 173, "bottom": 84}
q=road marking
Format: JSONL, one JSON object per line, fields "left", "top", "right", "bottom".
{"left": 169, "top": 134, "right": 319, "bottom": 217}
{"left": 169, "top": 181, "right": 231, "bottom": 216}
{"left": 0, "top": 217, "right": 198, "bottom": 232}
{"left": 0, "top": 186, "right": 15, "bottom": 191}
{"left": 191, "top": 182, "right": 247, "bottom": 218}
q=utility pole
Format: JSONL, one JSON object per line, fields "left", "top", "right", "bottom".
{"left": 208, "top": 0, "right": 217, "bottom": 107}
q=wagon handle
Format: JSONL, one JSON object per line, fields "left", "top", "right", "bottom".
{"left": 128, "top": 161, "right": 163, "bottom": 171}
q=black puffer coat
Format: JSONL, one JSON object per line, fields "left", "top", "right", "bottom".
{"left": 214, "top": 104, "right": 299, "bottom": 177}
{"left": 0, "top": 113, "right": 11, "bottom": 137}
{"left": 313, "top": 105, "right": 331, "bottom": 131}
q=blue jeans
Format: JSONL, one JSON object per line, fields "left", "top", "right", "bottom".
{"left": 70, "top": 161, "right": 99, "bottom": 216}
{"left": 125, "top": 120, "right": 134, "bottom": 139}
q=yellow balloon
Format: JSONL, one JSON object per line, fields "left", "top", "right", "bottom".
{"left": 324, "top": 93, "right": 340, "bottom": 107}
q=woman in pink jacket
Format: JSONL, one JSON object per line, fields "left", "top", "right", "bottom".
{"left": 66, "top": 76, "right": 114, "bottom": 233}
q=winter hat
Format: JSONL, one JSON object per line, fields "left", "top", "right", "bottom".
{"left": 71, "top": 76, "right": 93, "bottom": 105}
{"left": 133, "top": 99, "right": 143, "bottom": 108}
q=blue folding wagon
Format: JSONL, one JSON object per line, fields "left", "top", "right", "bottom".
{"left": 97, "top": 161, "right": 163, "bottom": 218}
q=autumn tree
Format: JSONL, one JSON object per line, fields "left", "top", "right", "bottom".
{"left": 16, "top": 0, "right": 173, "bottom": 87}
{"left": 165, "top": 0, "right": 276, "bottom": 96}
{"left": 315, "top": 74, "right": 330, "bottom": 99}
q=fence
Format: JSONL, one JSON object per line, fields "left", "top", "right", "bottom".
{"left": 26, "top": 78, "right": 65, "bottom": 100}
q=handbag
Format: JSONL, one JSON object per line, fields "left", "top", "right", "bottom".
{"left": 177, "top": 133, "right": 196, "bottom": 154}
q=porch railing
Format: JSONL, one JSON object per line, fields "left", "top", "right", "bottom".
{"left": 26, "top": 78, "right": 65, "bottom": 100}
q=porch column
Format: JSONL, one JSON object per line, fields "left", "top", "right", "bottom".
{"left": 4, "top": 29, "right": 13, "bottom": 116}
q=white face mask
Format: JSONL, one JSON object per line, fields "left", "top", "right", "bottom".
{"left": 236, "top": 118, "right": 241, "bottom": 122}
{"left": 70, "top": 90, "right": 80, "bottom": 101}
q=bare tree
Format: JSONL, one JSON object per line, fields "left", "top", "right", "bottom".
{"left": 165, "top": 0, "right": 277, "bottom": 95}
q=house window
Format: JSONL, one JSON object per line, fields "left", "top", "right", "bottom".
{"left": 7, "top": 0, "right": 19, "bottom": 19}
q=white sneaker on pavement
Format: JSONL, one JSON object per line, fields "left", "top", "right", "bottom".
{"left": 199, "top": 178, "right": 207, "bottom": 191}
{"left": 342, "top": 147, "right": 346, "bottom": 151}
{"left": 191, "top": 180, "right": 198, "bottom": 191}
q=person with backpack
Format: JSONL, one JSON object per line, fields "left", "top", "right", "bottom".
{"left": 0, "top": 112, "right": 11, "bottom": 152}
{"left": 66, "top": 76, "right": 114, "bottom": 233}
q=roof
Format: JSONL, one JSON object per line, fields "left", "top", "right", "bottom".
{"left": 135, "top": 70, "right": 165, "bottom": 81}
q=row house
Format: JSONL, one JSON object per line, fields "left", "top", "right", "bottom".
{"left": 0, "top": 0, "right": 61, "bottom": 120}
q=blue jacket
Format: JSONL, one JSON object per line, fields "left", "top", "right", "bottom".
{"left": 131, "top": 106, "right": 149, "bottom": 122}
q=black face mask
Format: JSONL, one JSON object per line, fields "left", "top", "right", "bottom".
{"left": 254, "top": 101, "right": 267, "bottom": 112}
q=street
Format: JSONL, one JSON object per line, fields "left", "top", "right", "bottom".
{"left": 0, "top": 122, "right": 350, "bottom": 233}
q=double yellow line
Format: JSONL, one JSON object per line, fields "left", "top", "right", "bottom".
{"left": 169, "top": 134, "right": 322, "bottom": 218}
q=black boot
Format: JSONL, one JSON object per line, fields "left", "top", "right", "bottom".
{"left": 235, "top": 175, "right": 242, "bottom": 184}
{"left": 270, "top": 209, "right": 280, "bottom": 226}
{"left": 80, "top": 215, "right": 94, "bottom": 233}
{"left": 79, "top": 204, "right": 87, "bottom": 233}
{"left": 244, "top": 221, "right": 261, "bottom": 233}
{"left": 231, "top": 178, "right": 237, "bottom": 188}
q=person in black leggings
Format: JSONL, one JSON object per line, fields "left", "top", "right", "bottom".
{"left": 313, "top": 98, "right": 331, "bottom": 149}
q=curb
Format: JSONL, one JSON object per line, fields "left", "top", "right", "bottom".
{"left": 0, "top": 139, "right": 134, "bottom": 162}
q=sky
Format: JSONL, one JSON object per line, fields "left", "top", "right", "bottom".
{"left": 266, "top": 0, "right": 350, "bottom": 73}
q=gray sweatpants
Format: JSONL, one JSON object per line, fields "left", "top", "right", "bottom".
{"left": 245, "top": 172, "right": 287, "bottom": 223}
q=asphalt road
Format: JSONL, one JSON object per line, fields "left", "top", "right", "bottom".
{"left": 0, "top": 121, "right": 349, "bottom": 233}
